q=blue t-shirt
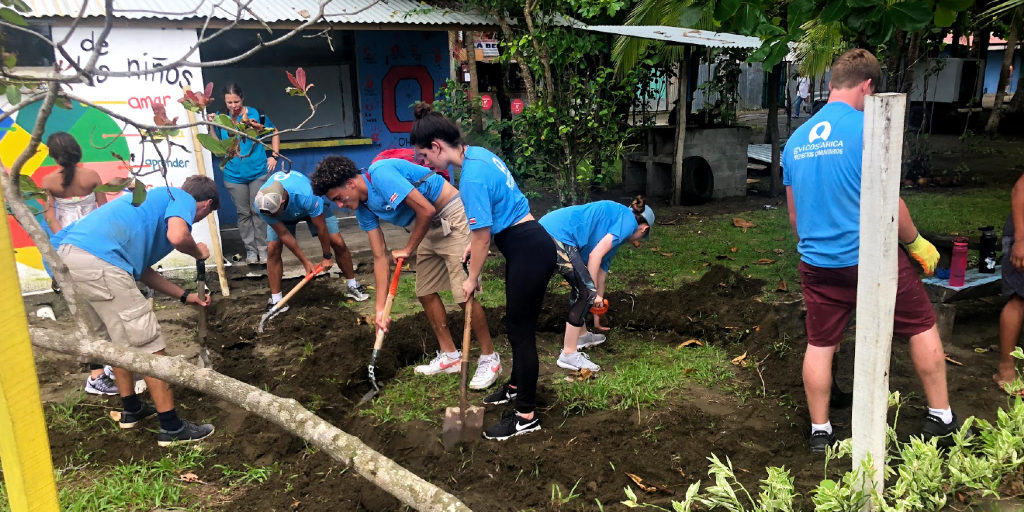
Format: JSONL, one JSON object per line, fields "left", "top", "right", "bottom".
{"left": 782, "top": 102, "right": 863, "bottom": 268}
{"left": 539, "top": 201, "right": 638, "bottom": 272}
{"left": 217, "top": 106, "right": 275, "bottom": 184}
{"left": 256, "top": 171, "right": 329, "bottom": 226}
{"left": 59, "top": 187, "right": 196, "bottom": 279}
{"left": 355, "top": 158, "right": 445, "bottom": 231}
{"left": 459, "top": 146, "right": 530, "bottom": 234}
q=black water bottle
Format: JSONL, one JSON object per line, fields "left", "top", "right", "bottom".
{"left": 979, "top": 226, "right": 997, "bottom": 273}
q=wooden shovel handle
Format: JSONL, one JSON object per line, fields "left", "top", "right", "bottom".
{"left": 372, "top": 258, "right": 404, "bottom": 351}
{"left": 461, "top": 296, "right": 473, "bottom": 363}
{"left": 272, "top": 263, "right": 323, "bottom": 314}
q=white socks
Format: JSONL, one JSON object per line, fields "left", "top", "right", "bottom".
{"left": 271, "top": 292, "right": 283, "bottom": 304}
{"left": 347, "top": 278, "right": 358, "bottom": 288}
{"left": 929, "top": 407, "right": 953, "bottom": 424}
{"left": 811, "top": 421, "right": 833, "bottom": 435}
{"left": 445, "top": 351, "right": 460, "bottom": 360}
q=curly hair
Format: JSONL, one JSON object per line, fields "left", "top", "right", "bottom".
{"left": 629, "top": 195, "right": 648, "bottom": 225}
{"left": 311, "top": 155, "right": 360, "bottom": 196}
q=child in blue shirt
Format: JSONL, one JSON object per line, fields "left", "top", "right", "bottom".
{"left": 539, "top": 197, "right": 653, "bottom": 372}
{"left": 253, "top": 170, "right": 368, "bottom": 319}
{"left": 411, "top": 102, "right": 553, "bottom": 442}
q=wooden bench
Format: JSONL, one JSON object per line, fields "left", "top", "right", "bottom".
{"left": 921, "top": 267, "right": 1002, "bottom": 344}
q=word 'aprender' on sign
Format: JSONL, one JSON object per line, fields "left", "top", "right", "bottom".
{"left": 143, "top": 158, "right": 190, "bottom": 169}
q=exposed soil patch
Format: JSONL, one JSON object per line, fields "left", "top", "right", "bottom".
{"left": 30, "top": 265, "right": 1014, "bottom": 511}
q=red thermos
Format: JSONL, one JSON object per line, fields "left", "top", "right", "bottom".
{"left": 949, "top": 237, "right": 969, "bottom": 287}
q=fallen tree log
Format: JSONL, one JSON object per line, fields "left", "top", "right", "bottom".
{"left": 29, "top": 328, "right": 472, "bottom": 512}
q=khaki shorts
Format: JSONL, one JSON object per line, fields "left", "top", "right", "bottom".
{"left": 416, "top": 197, "right": 472, "bottom": 303}
{"left": 58, "top": 245, "right": 165, "bottom": 353}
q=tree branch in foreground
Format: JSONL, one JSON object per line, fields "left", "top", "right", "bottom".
{"left": 28, "top": 328, "right": 474, "bottom": 512}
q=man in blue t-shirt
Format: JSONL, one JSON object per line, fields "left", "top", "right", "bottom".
{"left": 310, "top": 155, "right": 501, "bottom": 390}
{"left": 57, "top": 176, "right": 218, "bottom": 447}
{"left": 782, "top": 49, "right": 963, "bottom": 453}
{"left": 253, "top": 170, "right": 368, "bottom": 319}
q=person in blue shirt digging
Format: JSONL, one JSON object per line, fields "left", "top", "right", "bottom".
{"left": 411, "top": 102, "right": 555, "bottom": 441}
{"left": 55, "top": 176, "right": 219, "bottom": 447}
{"left": 254, "top": 170, "right": 369, "bottom": 320}
{"left": 310, "top": 155, "right": 501, "bottom": 390}
{"left": 539, "top": 197, "right": 654, "bottom": 372}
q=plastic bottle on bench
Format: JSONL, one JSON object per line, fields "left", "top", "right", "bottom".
{"left": 979, "top": 226, "right": 997, "bottom": 274}
{"left": 949, "top": 237, "right": 969, "bottom": 287}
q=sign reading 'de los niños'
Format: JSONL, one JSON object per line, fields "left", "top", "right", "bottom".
{"left": 2, "top": 26, "right": 215, "bottom": 293}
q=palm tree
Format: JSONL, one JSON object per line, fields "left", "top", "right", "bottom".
{"left": 611, "top": 0, "right": 714, "bottom": 78}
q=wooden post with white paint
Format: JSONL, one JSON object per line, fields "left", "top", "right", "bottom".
{"left": 184, "top": 86, "right": 231, "bottom": 297}
{"left": 672, "top": 55, "right": 688, "bottom": 206}
{"left": 852, "top": 92, "right": 906, "bottom": 505}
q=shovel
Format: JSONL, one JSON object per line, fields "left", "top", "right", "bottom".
{"left": 359, "top": 257, "right": 404, "bottom": 405}
{"left": 257, "top": 263, "right": 323, "bottom": 334}
{"left": 443, "top": 292, "right": 485, "bottom": 450}
{"left": 196, "top": 260, "right": 211, "bottom": 368}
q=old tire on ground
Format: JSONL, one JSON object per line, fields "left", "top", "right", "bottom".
{"left": 681, "top": 156, "right": 714, "bottom": 205}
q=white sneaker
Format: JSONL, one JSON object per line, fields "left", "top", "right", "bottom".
{"left": 577, "top": 331, "right": 606, "bottom": 349}
{"left": 105, "top": 365, "right": 148, "bottom": 394}
{"left": 470, "top": 353, "right": 501, "bottom": 390}
{"left": 414, "top": 351, "right": 461, "bottom": 376}
{"left": 557, "top": 351, "right": 600, "bottom": 372}
{"left": 246, "top": 250, "right": 258, "bottom": 265}
{"left": 346, "top": 283, "right": 370, "bottom": 301}
{"left": 257, "top": 248, "right": 268, "bottom": 264}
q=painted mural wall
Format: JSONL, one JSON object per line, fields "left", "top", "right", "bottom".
{"left": 6, "top": 26, "right": 216, "bottom": 293}
{"left": 213, "top": 30, "right": 450, "bottom": 225}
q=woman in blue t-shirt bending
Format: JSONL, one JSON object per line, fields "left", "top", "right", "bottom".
{"left": 411, "top": 102, "right": 554, "bottom": 442}
{"left": 539, "top": 198, "right": 653, "bottom": 373}
{"left": 208, "top": 83, "right": 281, "bottom": 265}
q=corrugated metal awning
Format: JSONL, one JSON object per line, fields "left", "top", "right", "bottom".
{"left": 585, "top": 25, "right": 762, "bottom": 49}
{"left": 23, "top": 0, "right": 496, "bottom": 26}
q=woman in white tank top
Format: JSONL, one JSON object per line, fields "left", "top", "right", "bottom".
{"left": 41, "top": 132, "right": 107, "bottom": 233}
{"left": 41, "top": 132, "right": 121, "bottom": 396}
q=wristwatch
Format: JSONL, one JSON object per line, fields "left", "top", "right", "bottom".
{"left": 179, "top": 290, "right": 190, "bottom": 304}
{"left": 323, "top": 253, "right": 334, "bottom": 260}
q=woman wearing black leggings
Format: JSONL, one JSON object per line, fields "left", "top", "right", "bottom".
{"left": 411, "top": 103, "right": 555, "bottom": 441}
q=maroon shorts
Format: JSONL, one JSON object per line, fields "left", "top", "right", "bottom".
{"left": 799, "top": 249, "right": 936, "bottom": 347}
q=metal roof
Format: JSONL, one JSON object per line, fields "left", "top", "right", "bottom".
{"left": 585, "top": 25, "right": 762, "bottom": 49}
{"left": 23, "top": 0, "right": 496, "bottom": 26}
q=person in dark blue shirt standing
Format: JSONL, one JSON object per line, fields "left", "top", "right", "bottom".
{"left": 208, "top": 83, "right": 280, "bottom": 265}
{"left": 782, "top": 49, "right": 963, "bottom": 453}
{"left": 411, "top": 103, "right": 554, "bottom": 441}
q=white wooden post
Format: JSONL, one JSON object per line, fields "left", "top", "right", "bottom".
{"left": 672, "top": 55, "right": 688, "bottom": 206}
{"left": 853, "top": 92, "right": 906, "bottom": 504}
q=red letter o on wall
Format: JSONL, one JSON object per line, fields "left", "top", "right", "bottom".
{"left": 382, "top": 66, "right": 434, "bottom": 134}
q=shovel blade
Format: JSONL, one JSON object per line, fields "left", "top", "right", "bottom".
{"left": 442, "top": 405, "right": 484, "bottom": 451}
{"left": 257, "top": 313, "right": 270, "bottom": 334}
{"left": 358, "top": 387, "right": 379, "bottom": 405}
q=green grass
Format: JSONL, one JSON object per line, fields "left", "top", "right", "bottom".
{"left": 902, "top": 187, "right": 1010, "bottom": 237}
{"left": 0, "top": 448, "right": 209, "bottom": 512}
{"left": 606, "top": 207, "right": 799, "bottom": 296}
{"left": 212, "top": 462, "right": 281, "bottom": 487}
{"left": 553, "top": 339, "right": 734, "bottom": 414}
{"left": 360, "top": 366, "right": 460, "bottom": 424}
{"left": 46, "top": 392, "right": 97, "bottom": 433}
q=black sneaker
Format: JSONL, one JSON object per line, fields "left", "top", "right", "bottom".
{"left": 118, "top": 403, "right": 157, "bottom": 429}
{"left": 483, "top": 383, "right": 517, "bottom": 405}
{"left": 157, "top": 419, "right": 215, "bottom": 447}
{"left": 920, "top": 413, "right": 971, "bottom": 447}
{"left": 810, "top": 430, "right": 837, "bottom": 453}
{"left": 483, "top": 410, "right": 541, "bottom": 441}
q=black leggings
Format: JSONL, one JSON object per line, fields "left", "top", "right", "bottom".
{"left": 553, "top": 239, "right": 597, "bottom": 327}
{"left": 494, "top": 220, "right": 556, "bottom": 414}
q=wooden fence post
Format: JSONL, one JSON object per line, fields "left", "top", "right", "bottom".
{"left": 672, "top": 55, "right": 688, "bottom": 206}
{"left": 853, "top": 92, "right": 907, "bottom": 506}
{"left": 184, "top": 86, "right": 231, "bottom": 297}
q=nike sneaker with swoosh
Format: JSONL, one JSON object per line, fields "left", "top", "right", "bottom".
{"left": 414, "top": 351, "right": 461, "bottom": 376}
{"left": 470, "top": 352, "right": 501, "bottom": 390}
{"left": 483, "top": 410, "right": 541, "bottom": 441}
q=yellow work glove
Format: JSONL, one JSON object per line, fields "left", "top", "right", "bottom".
{"left": 905, "top": 234, "right": 939, "bottom": 276}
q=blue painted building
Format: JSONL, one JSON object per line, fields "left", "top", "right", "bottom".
{"left": 983, "top": 47, "right": 1021, "bottom": 95}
